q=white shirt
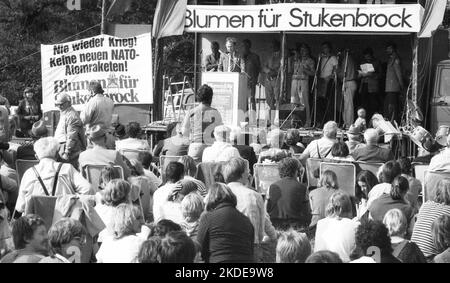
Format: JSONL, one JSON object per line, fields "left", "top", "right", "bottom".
{"left": 15, "top": 158, "right": 93, "bottom": 213}
{"left": 314, "top": 217, "right": 360, "bottom": 262}
{"left": 96, "top": 235, "right": 144, "bottom": 263}
{"left": 301, "top": 137, "right": 336, "bottom": 159}
{"left": 367, "top": 183, "right": 392, "bottom": 208}
{"left": 116, "top": 138, "right": 150, "bottom": 152}
{"left": 428, "top": 148, "right": 450, "bottom": 172}
{"left": 80, "top": 94, "right": 114, "bottom": 130}
{"left": 202, "top": 141, "right": 241, "bottom": 163}
{"left": 152, "top": 183, "right": 178, "bottom": 223}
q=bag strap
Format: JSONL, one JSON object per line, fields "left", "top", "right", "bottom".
{"left": 52, "top": 163, "right": 64, "bottom": 196}
{"left": 32, "top": 166, "right": 50, "bottom": 196}
{"left": 316, "top": 142, "right": 321, "bottom": 159}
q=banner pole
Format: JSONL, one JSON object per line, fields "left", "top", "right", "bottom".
{"left": 101, "top": 0, "right": 107, "bottom": 34}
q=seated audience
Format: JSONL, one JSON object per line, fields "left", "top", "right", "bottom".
{"left": 276, "top": 229, "right": 311, "bottom": 263}
{"left": 159, "top": 231, "right": 197, "bottom": 263}
{"left": 0, "top": 214, "right": 48, "bottom": 263}
{"left": 79, "top": 125, "right": 131, "bottom": 179}
{"left": 367, "top": 160, "right": 401, "bottom": 207}
{"left": 222, "top": 157, "right": 277, "bottom": 262}
{"left": 305, "top": 250, "right": 342, "bottom": 263}
{"left": 250, "top": 128, "right": 267, "bottom": 155}
{"left": 428, "top": 134, "right": 450, "bottom": 172}
{"left": 40, "top": 218, "right": 87, "bottom": 263}
{"left": 309, "top": 170, "right": 339, "bottom": 226}
{"left": 15, "top": 137, "right": 93, "bottom": 214}
{"left": 136, "top": 236, "right": 161, "bottom": 263}
{"left": 267, "top": 157, "right": 311, "bottom": 230}
{"left": 230, "top": 127, "right": 257, "bottom": 174}
{"left": 350, "top": 220, "right": 401, "bottom": 263}
{"left": 96, "top": 203, "right": 145, "bottom": 263}
{"left": 432, "top": 215, "right": 450, "bottom": 263}
{"left": 345, "top": 125, "right": 363, "bottom": 154}
{"left": 411, "top": 178, "right": 450, "bottom": 260}
{"left": 355, "top": 170, "right": 379, "bottom": 219}
{"left": 161, "top": 122, "right": 190, "bottom": 157}
{"left": 369, "top": 176, "right": 414, "bottom": 235}
{"left": 285, "top": 129, "right": 305, "bottom": 154}
{"left": 382, "top": 208, "right": 426, "bottom": 263}
{"left": 196, "top": 183, "right": 254, "bottom": 263}
{"left": 352, "top": 128, "right": 394, "bottom": 163}
{"left": 128, "top": 159, "right": 157, "bottom": 222}
{"left": 178, "top": 155, "right": 207, "bottom": 196}
{"left": 326, "top": 141, "right": 354, "bottom": 161}
{"left": 180, "top": 193, "right": 204, "bottom": 240}
{"left": 314, "top": 191, "right": 360, "bottom": 262}
{"left": 141, "top": 152, "right": 162, "bottom": 189}
{"left": 202, "top": 125, "right": 240, "bottom": 163}
{"left": 115, "top": 121, "right": 150, "bottom": 152}
{"left": 162, "top": 180, "right": 198, "bottom": 225}
{"left": 258, "top": 129, "right": 290, "bottom": 163}
{"left": 299, "top": 121, "right": 337, "bottom": 161}
{"left": 397, "top": 157, "right": 421, "bottom": 213}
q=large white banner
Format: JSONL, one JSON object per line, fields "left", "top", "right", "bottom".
{"left": 185, "top": 4, "right": 423, "bottom": 33}
{"left": 41, "top": 33, "right": 152, "bottom": 111}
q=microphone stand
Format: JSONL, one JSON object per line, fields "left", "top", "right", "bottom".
{"left": 310, "top": 55, "right": 322, "bottom": 129}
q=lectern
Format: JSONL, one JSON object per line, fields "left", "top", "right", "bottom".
{"left": 201, "top": 72, "right": 249, "bottom": 128}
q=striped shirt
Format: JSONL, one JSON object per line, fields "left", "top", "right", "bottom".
{"left": 411, "top": 201, "right": 450, "bottom": 258}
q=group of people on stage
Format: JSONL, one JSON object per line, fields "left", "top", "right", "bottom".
{"left": 205, "top": 38, "right": 405, "bottom": 129}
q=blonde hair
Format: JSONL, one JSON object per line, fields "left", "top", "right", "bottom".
{"left": 319, "top": 170, "right": 338, "bottom": 190}
{"left": 111, "top": 203, "right": 142, "bottom": 239}
{"left": 383, "top": 208, "right": 407, "bottom": 237}
{"left": 34, "top": 137, "right": 60, "bottom": 159}
{"left": 276, "top": 229, "right": 311, "bottom": 263}
{"left": 181, "top": 193, "right": 204, "bottom": 222}
{"left": 325, "top": 191, "right": 353, "bottom": 218}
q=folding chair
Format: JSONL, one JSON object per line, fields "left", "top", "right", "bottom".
{"left": 253, "top": 163, "right": 281, "bottom": 195}
{"left": 423, "top": 170, "right": 450, "bottom": 202}
{"left": 119, "top": 149, "right": 149, "bottom": 163}
{"left": 16, "top": 159, "right": 39, "bottom": 186}
{"left": 160, "top": 155, "right": 183, "bottom": 184}
{"left": 84, "top": 165, "right": 124, "bottom": 193}
{"left": 320, "top": 162, "right": 357, "bottom": 196}
{"left": 305, "top": 158, "right": 322, "bottom": 189}
{"left": 356, "top": 161, "right": 383, "bottom": 178}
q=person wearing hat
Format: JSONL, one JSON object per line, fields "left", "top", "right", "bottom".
{"left": 17, "top": 87, "right": 41, "bottom": 137}
{"left": 80, "top": 81, "right": 114, "bottom": 132}
{"left": 345, "top": 124, "right": 364, "bottom": 154}
{"left": 54, "top": 93, "right": 85, "bottom": 168}
{"left": 78, "top": 125, "right": 130, "bottom": 179}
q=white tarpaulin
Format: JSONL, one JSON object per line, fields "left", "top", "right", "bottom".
{"left": 418, "top": 0, "right": 447, "bottom": 38}
{"left": 41, "top": 33, "right": 153, "bottom": 112}
{"left": 185, "top": 4, "right": 423, "bottom": 33}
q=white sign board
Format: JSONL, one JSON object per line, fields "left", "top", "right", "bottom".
{"left": 185, "top": 4, "right": 423, "bottom": 33}
{"left": 41, "top": 33, "right": 153, "bottom": 111}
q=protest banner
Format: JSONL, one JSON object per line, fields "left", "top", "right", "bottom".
{"left": 185, "top": 3, "right": 423, "bottom": 33}
{"left": 41, "top": 32, "right": 152, "bottom": 111}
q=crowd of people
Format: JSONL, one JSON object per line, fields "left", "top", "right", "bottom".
{"left": 0, "top": 79, "right": 449, "bottom": 264}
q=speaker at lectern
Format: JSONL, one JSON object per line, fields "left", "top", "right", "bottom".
{"left": 201, "top": 72, "right": 249, "bottom": 128}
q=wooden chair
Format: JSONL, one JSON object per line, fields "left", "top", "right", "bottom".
{"left": 320, "top": 162, "right": 357, "bottom": 196}
{"left": 305, "top": 158, "right": 322, "bottom": 189}
{"left": 160, "top": 155, "right": 183, "bottom": 183}
{"left": 84, "top": 165, "right": 124, "bottom": 193}
{"left": 253, "top": 163, "right": 305, "bottom": 195}
{"left": 16, "top": 159, "right": 39, "bottom": 186}
{"left": 356, "top": 161, "right": 384, "bottom": 178}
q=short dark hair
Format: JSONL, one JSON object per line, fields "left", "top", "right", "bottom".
{"left": 126, "top": 121, "right": 141, "bottom": 138}
{"left": 196, "top": 84, "right": 213, "bottom": 105}
{"left": 432, "top": 214, "right": 450, "bottom": 253}
{"left": 12, "top": 214, "right": 46, "bottom": 250}
{"left": 285, "top": 129, "right": 301, "bottom": 146}
{"left": 141, "top": 152, "right": 153, "bottom": 169}
{"left": 205, "top": 183, "right": 237, "bottom": 211}
{"left": 89, "top": 80, "right": 104, "bottom": 94}
{"left": 114, "top": 124, "right": 126, "bottom": 138}
{"left": 159, "top": 231, "right": 196, "bottom": 263}
{"left": 137, "top": 236, "right": 161, "bottom": 263}
{"left": 397, "top": 157, "right": 411, "bottom": 175}
{"left": 331, "top": 141, "right": 349, "bottom": 158}
{"left": 355, "top": 220, "right": 393, "bottom": 257}
{"left": 390, "top": 176, "right": 409, "bottom": 200}
{"left": 48, "top": 218, "right": 86, "bottom": 255}
{"left": 165, "top": 162, "right": 185, "bottom": 183}
{"left": 305, "top": 251, "right": 342, "bottom": 263}
{"left": 151, "top": 220, "right": 182, "bottom": 237}
{"left": 279, "top": 157, "right": 301, "bottom": 178}
{"left": 379, "top": 161, "right": 401, "bottom": 183}
{"left": 243, "top": 39, "right": 251, "bottom": 48}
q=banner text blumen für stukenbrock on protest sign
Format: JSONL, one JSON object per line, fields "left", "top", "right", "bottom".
{"left": 41, "top": 33, "right": 153, "bottom": 111}
{"left": 185, "top": 3, "right": 423, "bottom": 33}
